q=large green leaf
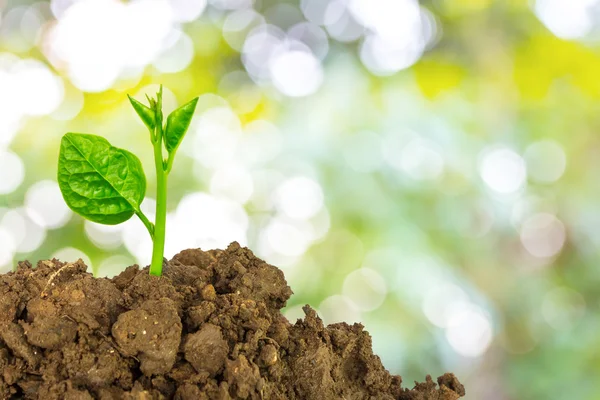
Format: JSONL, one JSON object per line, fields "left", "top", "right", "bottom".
{"left": 57, "top": 133, "right": 147, "bottom": 225}
{"left": 164, "top": 97, "right": 198, "bottom": 153}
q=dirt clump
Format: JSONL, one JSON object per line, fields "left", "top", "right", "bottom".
{"left": 0, "top": 242, "right": 465, "bottom": 399}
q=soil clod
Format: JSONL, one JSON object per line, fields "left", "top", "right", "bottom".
{"left": 0, "top": 242, "right": 465, "bottom": 399}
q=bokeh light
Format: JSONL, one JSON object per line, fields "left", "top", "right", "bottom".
{"left": 445, "top": 302, "right": 493, "bottom": 358}
{"left": 270, "top": 49, "right": 323, "bottom": 97}
{"left": 25, "top": 180, "right": 72, "bottom": 229}
{"left": 167, "top": 192, "right": 248, "bottom": 256}
{"left": 210, "top": 165, "right": 254, "bottom": 204}
{"left": 0, "top": 226, "right": 16, "bottom": 273}
{"left": 319, "top": 294, "right": 362, "bottom": 324}
{"left": 524, "top": 140, "right": 567, "bottom": 184}
{"left": 422, "top": 283, "right": 469, "bottom": 328}
{"left": 46, "top": 0, "right": 197, "bottom": 92}
{"left": 0, "top": 150, "right": 24, "bottom": 194}
{"left": 479, "top": 147, "right": 527, "bottom": 195}
{"left": 342, "top": 268, "right": 387, "bottom": 311}
{"left": 355, "top": 0, "right": 435, "bottom": 74}
{"left": 1, "top": 208, "right": 46, "bottom": 253}
{"left": 85, "top": 221, "right": 124, "bottom": 250}
{"left": 399, "top": 138, "right": 445, "bottom": 181}
{"left": 170, "top": 0, "right": 207, "bottom": 23}
{"left": 534, "top": 0, "right": 599, "bottom": 40}
{"left": 274, "top": 176, "right": 324, "bottom": 220}
{"left": 520, "top": 213, "right": 566, "bottom": 258}
{"left": 97, "top": 254, "right": 136, "bottom": 278}
{"left": 51, "top": 246, "right": 93, "bottom": 272}
{"left": 153, "top": 30, "right": 195, "bottom": 74}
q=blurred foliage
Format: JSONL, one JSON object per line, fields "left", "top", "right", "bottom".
{"left": 0, "top": 0, "right": 599, "bottom": 398}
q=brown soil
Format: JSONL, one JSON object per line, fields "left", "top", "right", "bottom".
{"left": 0, "top": 242, "right": 465, "bottom": 399}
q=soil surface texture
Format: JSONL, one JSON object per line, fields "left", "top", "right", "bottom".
{"left": 0, "top": 242, "right": 465, "bottom": 399}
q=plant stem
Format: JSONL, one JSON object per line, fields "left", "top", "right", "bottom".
{"left": 136, "top": 210, "right": 154, "bottom": 239}
{"left": 165, "top": 151, "right": 176, "bottom": 174}
{"left": 149, "top": 129, "right": 168, "bottom": 276}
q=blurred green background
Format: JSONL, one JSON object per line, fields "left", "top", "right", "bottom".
{"left": 0, "top": 0, "right": 597, "bottom": 398}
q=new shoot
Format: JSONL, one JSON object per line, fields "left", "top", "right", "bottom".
{"left": 57, "top": 86, "right": 198, "bottom": 276}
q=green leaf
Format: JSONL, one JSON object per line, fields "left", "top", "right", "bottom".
{"left": 128, "top": 95, "right": 155, "bottom": 132}
{"left": 154, "top": 86, "right": 163, "bottom": 128}
{"left": 57, "top": 133, "right": 147, "bottom": 225}
{"left": 164, "top": 97, "right": 198, "bottom": 153}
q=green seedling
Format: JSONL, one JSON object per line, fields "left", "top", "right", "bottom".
{"left": 57, "top": 86, "right": 198, "bottom": 276}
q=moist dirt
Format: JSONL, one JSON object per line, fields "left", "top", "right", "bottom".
{"left": 0, "top": 242, "right": 465, "bottom": 399}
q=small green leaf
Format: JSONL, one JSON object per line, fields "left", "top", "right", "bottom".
{"left": 128, "top": 95, "right": 155, "bottom": 132}
{"left": 155, "top": 86, "right": 163, "bottom": 128}
{"left": 145, "top": 94, "right": 154, "bottom": 107}
{"left": 58, "top": 133, "right": 147, "bottom": 225}
{"left": 164, "top": 97, "right": 199, "bottom": 153}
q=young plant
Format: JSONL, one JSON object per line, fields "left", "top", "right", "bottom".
{"left": 57, "top": 86, "right": 198, "bottom": 276}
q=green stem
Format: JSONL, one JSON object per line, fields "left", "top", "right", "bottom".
{"left": 150, "top": 131, "right": 168, "bottom": 277}
{"left": 165, "top": 151, "right": 176, "bottom": 174}
{"left": 136, "top": 210, "right": 154, "bottom": 239}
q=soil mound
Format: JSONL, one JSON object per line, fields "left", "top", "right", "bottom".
{"left": 0, "top": 242, "right": 465, "bottom": 399}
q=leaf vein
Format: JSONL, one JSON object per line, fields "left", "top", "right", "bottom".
{"left": 64, "top": 135, "right": 140, "bottom": 212}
